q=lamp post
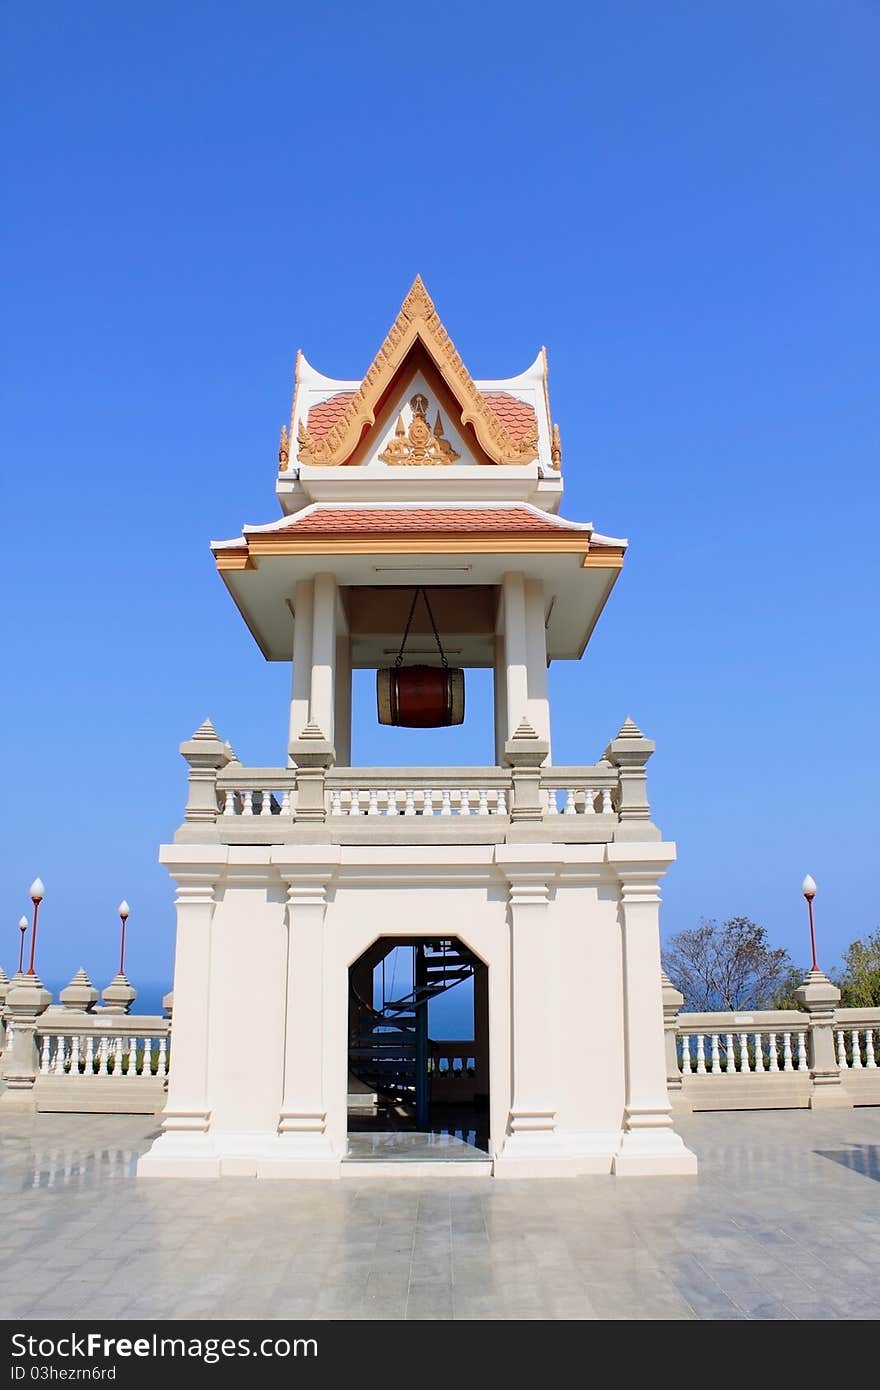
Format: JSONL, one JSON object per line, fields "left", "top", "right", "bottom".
{"left": 26, "top": 878, "right": 44, "bottom": 976}
{"left": 802, "top": 874, "right": 819, "bottom": 972}
{"left": 117, "top": 900, "right": 130, "bottom": 977}
{"left": 17, "top": 917, "right": 28, "bottom": 974}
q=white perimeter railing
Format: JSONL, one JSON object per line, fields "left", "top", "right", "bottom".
{"left": 678, "top": 1026, "right": 809, "bottom": 1075}
{"left": 672, "top": 1006, "right": 880, "bottom": 1111}
{"left": 15, "top": 1016, "right": 172, "bottom": 1114}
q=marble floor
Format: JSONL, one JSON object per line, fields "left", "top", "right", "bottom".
{"left": 0, "top": 1108, "right": 878, "bottom": 1320}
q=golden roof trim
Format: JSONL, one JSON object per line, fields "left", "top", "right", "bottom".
{"left": 296, "top": 277, "right": 539, "bottom": 468}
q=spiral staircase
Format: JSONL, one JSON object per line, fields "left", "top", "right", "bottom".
{"left": 349, "top": 939, "right": 476, "bottom": 1129}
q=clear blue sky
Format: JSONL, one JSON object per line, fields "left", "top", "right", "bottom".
{"left": 2, "top": 2, "right": 878, "bottom": 998}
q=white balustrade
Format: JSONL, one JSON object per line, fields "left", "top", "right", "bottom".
{"left": 678, "top": 1029, "right": 812, "bottom": 1076}
{"left": 544, "top": 785, "right": 615, "bottom": 816}
{"left": 34, "top": 1026, "right": 170, "bottom": 1085}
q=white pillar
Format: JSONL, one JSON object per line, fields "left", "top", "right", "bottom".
{"left": 493, "top": 633, "right": 508, "bottom": 766}
{"left": 607, "top": 846, "right": 697, "bottom": 1176}
{"left": 138, "top": 862, "right": 221, "bottom": 1177}
{"left": 502, "top": 572, "right": 528, "bottom": 741}
{"left": 310, "top": 572, "right": 337, "bottom": 748}
{"left": 500, "top": 573, "right": 551, "bottom": 754}
{"left": 289, "top": 579, "right": 314, "bottom": 758}
{"left": 261, "top": 865, "right": 338, "bottom": 1177}
{"left": 524, "top": 577, "right": 551, "bottom": 756}
{"left": 334, "top": 632, "right": 352, "bottom": 766}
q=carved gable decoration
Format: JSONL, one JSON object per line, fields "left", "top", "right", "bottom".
{"left": 296, "top": 277, "right": 538, "bottom": 468}
{"left": 378, "top": 394, "right": 461, "bottom": 466}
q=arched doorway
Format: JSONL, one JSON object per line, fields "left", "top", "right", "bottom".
{"left": 348, "top": 936, "right": 489, "bottom": 1154}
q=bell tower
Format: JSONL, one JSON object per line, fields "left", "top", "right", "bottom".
{"left": 138, "top": 278, "right": 697, "bottom": 1182}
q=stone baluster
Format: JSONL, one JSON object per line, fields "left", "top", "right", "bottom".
{"left": 753, "top": 1034, "right": 766, "bottom": 1071}
{"left": 739, "top": 1032, "right": 750, "bottom": 1071}
{"left": 497, "top": 789, "right": 507, "bottom": 816}
{"left": 835, "top": 1029, "right": 846, "bottom": 1067}
{"left": 53, "top": 1036, "right": 66, "bottom": 1075}
{"left": 40, "top": 1035, "right": 52, "bottom": 1074}
{"left": 241, "top": 790, "right": 254, "bottom": 816}
{"left": 98, "top": 1037, "right": 109, "bottom": 1076}
{"left": 70, "top": 1035, "right": 80, "bottom": 1075}
{"left": 725, "top": 1033, "right": 735, "bottom": 1074}
{"left": 329, "top": 789, "right": 342, "bottom": 816}
{"left": 84, "top": 1035, "right": 95, "bottom": 1075}
{"left": 782, "top": 1032, "right": 793, "bottom": 1072}
{"left": 695, "top": 1035, "right": 706, "bottom": 1074}
{"left": 710, "top": 1035, "right": 721, "bottom": 1075}
{"left": 797, "top": 1031, "right": 808, "bottom": 1070}
{"left": 440, "top": 789, "right": 452, "bottom": 816}
{"left": 795, "top": 971, "right": 851, "bottom": 1108}
{"left": 850, "top": 1030, "right": 862, "bottom": 1068}
{"left": 680, "top": 1034, "right": 691, "bottom": 1074}
{"left": 866, "top": 1029, "right": 877, "bottom": 1068}
{"left": 280, "top": 789, "right": 291, "bottom": 816}
{"left": 180, "top": 718, "right": 231, "bottom": 826}
{"left": 158, "top": 1036, "right": 168, "bottom": 1076}
{"left": 404, "top": 790, "right": 416, "bottom": 816}
{"left": 259, "top": 789, "right": 273, "bottom": 817}
{"left": 422, "top": 791, "right": 434, "bottom": 817}
{"left": 768, "top": 1033, "right": 779, "bottom": 1071}
{"left": 563, "top": 789, "right": 577, "bottom": 816}
{"left": 367, "top": 790, "right": 380, "bottom": 816}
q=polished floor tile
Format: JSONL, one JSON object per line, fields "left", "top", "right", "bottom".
{"left": 0, "top": 1109, "right": 879, "bottom": 1320}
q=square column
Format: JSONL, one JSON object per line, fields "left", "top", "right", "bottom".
{"left": 309, "top": 572, "right": 338, "bottom": 750}
{"left": 499, "top": 572, "right": 551, "bottom": 757}
{"left": 260, "top": 861, "right": 339, "bottom": 1178}
{"left": 334, "top": 628, "right": 352, "bottom": 766}
{"left": 138, "top": 862, "right": 221, "bottom": 1178}
{"left": 288, "top": 578, "right": 314, "bottom": 759}
{"left": 607, "top": 845, "right": 697, "bottom": 1176}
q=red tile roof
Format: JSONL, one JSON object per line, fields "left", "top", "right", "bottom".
{"left": 480, "top": 393, "right": 538, "bottom": 442}
{"left": 276, "top": 506, "right": 579, "bottom": 536}
{"left": 305, "top": 390, "right": 538, "bottom": 446}
{"left": 306, "top": 392, "right": 355, "bottom": 439}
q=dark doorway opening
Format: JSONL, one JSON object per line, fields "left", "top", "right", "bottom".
{"left": 348, "top": 936, "right": 489, "bottom": 1153}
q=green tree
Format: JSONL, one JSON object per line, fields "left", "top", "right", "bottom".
{"left": 663, "top": 917, "right": 798, "bottom": 1012}
{"left": 835, "top": 929, "right": 880, "bottom": 1007}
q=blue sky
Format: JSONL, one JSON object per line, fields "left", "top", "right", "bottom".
{"left": 2, "top": 2, "right": 878, "bottom": 998}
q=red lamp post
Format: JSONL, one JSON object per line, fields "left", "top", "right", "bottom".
{"left": 26, "top": 878, "right": 44, "bottom": 976}
{"left": 802, "top": 874, "right": 819, "bottom": 972}
{"left": 17, "top": 916, "right": 28, "bottom": 974}
{"left": 117, "top": 900, "right": 131, "bottom": 976}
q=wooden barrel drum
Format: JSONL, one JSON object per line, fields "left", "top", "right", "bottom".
{"left": 377, "top": 665, "right": 465, "bottom": 728}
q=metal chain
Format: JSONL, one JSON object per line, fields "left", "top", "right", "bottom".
{"left": 393, "top": 587, "right": 449, "bottom": 670}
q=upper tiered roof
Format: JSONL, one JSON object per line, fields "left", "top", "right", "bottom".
{"left": 212, "top": 280, "right": 627, "bottom": 664}
{"left": 275, "top": 277, "right": 563, "bottom": 515}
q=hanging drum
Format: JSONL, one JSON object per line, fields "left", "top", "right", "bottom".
{"left": 377, "top": 588, "right": 465, "bottom": 728}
